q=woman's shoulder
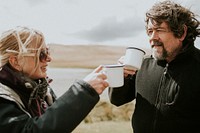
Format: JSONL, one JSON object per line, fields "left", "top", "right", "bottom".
{"left": 0, "top": 83, "right": 26, "bottom": 109}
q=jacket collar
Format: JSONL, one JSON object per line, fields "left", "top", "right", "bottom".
{"left": 157, "top": 44, "right": 198, "bottom": 67}
{"left": 0, "top": 64, "right": 49, "bottom": 116}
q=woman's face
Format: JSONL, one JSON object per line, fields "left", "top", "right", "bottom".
{"left": 18, "top": 46, "right": 51, "bottom": 79}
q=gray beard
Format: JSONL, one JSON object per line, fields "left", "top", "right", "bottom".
{"left": 152, "top": 47, "right": 167, "bottom": 61}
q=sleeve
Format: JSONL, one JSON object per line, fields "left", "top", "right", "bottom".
{"left": 0, "top": 80, "right": 99, "bottom": 133}
{"left": 108, "top": 74, "right": 136, "bottom": 106}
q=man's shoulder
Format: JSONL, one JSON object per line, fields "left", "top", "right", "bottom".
{"left": 142, "top": 55, "right": 159, "bottom": 66}
{"left": 143, "top": 54, "right": 154, "bottom": 62}
{"left": 192, "top": 46, "right": 200, "bottom": 63}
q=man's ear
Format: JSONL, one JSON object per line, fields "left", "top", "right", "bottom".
{"left": 8, "top": 56, "right": 22, "bottom": 71}
{"left": 179, "top": 25, "right": 187, "bottom": 41}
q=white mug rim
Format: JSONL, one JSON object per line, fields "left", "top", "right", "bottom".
{"left": 126, "top": 47, "right": 146, "bottom": 55}
{"left": 102, "top": 64, "right": 124, "bottom": 68}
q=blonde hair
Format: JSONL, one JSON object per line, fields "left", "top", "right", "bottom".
{"left": 0, "top": 26, "right": 46, "bottom": 73}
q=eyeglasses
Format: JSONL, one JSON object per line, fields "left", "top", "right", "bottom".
{"left": 39, "top": 48, "right": 50, "bottom": 62}
{"left": 6, "top": 47, "right": 50, "bottom": 62}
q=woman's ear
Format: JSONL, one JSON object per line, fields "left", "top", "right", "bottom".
{"left": 179, "top": 25, "right": 187, "bottom": 41}
{"left": 9, "top": 56, "right": 22, "bottom": 71}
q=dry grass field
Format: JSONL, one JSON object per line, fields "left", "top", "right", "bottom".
{"left": 49, "top": 44, "right": 151, "bottom": 68}
{"left": 49, "top": 44, "right": 127, "bottom": 68}
{"left": 73, "top": 100, "right": 135, "bottom": 133}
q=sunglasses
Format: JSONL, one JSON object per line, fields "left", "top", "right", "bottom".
{"left": 39, "top": 48, "right": 50, "bottom": 62}
{"left": 6, "top": 47, "right": 50, "bottom": 62}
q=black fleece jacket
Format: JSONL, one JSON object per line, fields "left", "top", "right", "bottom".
{"left": 109, "top": 45, "right": 200, "bottom": 133}
{"left": 0, "top": 80, "right": 99, "bottom": 133}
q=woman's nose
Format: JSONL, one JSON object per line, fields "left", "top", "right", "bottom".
{"left": 46, "top": 54, "right": 52, "bottom": 62}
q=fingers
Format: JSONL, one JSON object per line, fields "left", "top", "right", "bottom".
{"left": 88, "top": 78, "right": 109, "bottom": 95}
{"left": 84, "top": 67, "right": 109, "bottom": 95}
{"left": 124, "top": 67, "right": 136, "bottom": 77}
{"left": 93, "top": 65, "right": 107, "bottom": 80}
{"left": 118, "top": 56, "right": 124, "bottom": 65}
{"left": 94, "top": 73, "right": 109, "bottom": 94}
{"left": 94, "top": 80, "right": 109, "bottom": 94}
{"left": 103, "top": 80, "right": 109, "bottom": 87}
{"left": 93, "top": 65, "right": 103, "bottom": 73}
{"left": 97, "top": 72, "right": 107, "bottom": 80}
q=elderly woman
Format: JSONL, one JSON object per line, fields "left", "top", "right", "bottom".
{"left": 0, "top": 27, "right": 108, "bottom": 133}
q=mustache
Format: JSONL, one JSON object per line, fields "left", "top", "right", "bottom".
{"left": 151, "top": 41, "right": 163, "bottom": 48}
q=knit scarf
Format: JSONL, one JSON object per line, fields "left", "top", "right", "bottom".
{"left": 0, "top": 64, "right": 49, "bottom": 117}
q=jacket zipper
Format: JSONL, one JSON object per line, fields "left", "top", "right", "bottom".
{"left": 152, "top": 63, "right": 168, "bottom": 132}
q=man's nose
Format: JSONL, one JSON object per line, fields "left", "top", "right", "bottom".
{"left": 149, "top": 30, "right": 159, "bottom": 40}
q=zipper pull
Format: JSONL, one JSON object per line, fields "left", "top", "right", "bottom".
{"left": 164, "top": 63, "right": 168, "bottom": 75}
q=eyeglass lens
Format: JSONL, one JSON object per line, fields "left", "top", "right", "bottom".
{"left": 39, "top": 48, "right": 49, "bottom": 62}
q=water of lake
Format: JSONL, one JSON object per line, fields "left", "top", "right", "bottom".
{"left": 47, "top": 67, "right": 109, "bottom": 100}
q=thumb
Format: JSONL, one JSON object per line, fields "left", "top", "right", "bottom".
{"left": 93, "top": 65, "right": 103, "bottom": 73}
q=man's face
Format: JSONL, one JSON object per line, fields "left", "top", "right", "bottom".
{"left": 147, "top": 21, "right": 183, "bottom": 62}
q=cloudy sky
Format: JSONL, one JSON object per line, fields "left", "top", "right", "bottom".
{"left": 0, "top": 0, "right": 200, "bottom": 49}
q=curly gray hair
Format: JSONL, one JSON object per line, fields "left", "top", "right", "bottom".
{"left": 145, "top": 0, "right": 200, "bottom": 47}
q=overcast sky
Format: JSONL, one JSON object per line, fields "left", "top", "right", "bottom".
{"left": 0, "top": 0, "right": 200, "bottom": 49}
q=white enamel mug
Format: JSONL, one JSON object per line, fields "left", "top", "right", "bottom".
{"left": 102, "top": 64, "right": 124, "bottom": 88}
{"left": 124, "top": 47, "right": 145, "bottom": 70}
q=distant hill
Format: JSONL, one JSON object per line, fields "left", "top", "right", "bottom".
{"left": 49, "top": 44, "right": 151, "bottom": 68}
